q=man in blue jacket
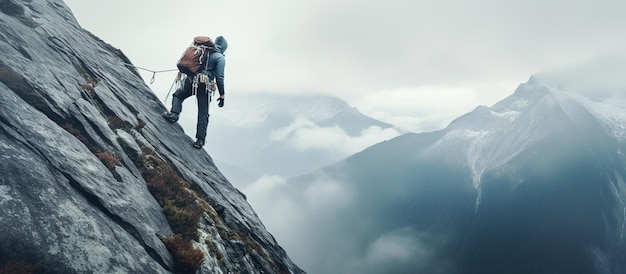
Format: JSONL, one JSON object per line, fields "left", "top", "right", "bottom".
{"left": 163, "top": 36, "right": 228, "bottom": 149}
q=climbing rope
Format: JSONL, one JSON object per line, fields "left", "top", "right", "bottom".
{"left": 164, "top": 73, "right": 183, "bottom": 104}
{"left": 121, "top": 62, "right": 214, "bottom": 106}
{"left": 123, "top": 63, "right": 178, "bottom": 84}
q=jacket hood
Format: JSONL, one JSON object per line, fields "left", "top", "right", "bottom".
{"left": 215, "top": 36, "right": 228, "bottom": 54}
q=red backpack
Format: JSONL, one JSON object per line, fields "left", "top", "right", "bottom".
{"left": 176, "top": 36, "right": 214, "bottom": 75}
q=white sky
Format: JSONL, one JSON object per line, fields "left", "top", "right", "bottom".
{"left": 63, "top": 0, "right": 626, "bottom": 132}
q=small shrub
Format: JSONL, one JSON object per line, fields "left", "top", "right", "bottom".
{"left": 96, "top": 151, "right": 119, "bottom": 170}
{"left": 163, "top": 202, "right": 194, "bottom": 237}
{"left": 162, "top": 234, "right": 205, "bottom": 274}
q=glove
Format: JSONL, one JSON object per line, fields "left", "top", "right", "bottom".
{"left": 217, "top": 97, "right": 225, "bottom": 108}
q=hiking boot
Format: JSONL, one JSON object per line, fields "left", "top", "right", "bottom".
{"left": 162, "top": 112, "right": 179, "bottom": 123}
{"left": 193, "top": 139, "right": 205, "bottom": 149}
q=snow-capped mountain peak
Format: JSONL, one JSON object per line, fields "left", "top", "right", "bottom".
{"left": 419, "top": 77, "right": 623, "bottom": 190}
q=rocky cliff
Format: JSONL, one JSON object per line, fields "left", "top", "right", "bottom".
{"left": 0, "top": 0, "right": 303, "bottom": 273}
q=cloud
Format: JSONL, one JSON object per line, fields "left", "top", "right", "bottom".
{"left": 242, "top": 175, "right": 301, "bottom": 231}
{"left": 352, "top": 228, "right": 459, "bottom": 274}
{"left": 303, "top": 175, "right": 355, "bottom": 214}
{"left": 535, "top": 53, "right": 626, "bottom": 100}
{"left": 241, "top": 170, "right": 457, "bottom": 274}
{"left": 243, "top": 173, "right": 355, "bottom": 219}
{"left": 364, "top": 227, "right": 425, "bottom": 264}
{"left": 242, "top": 172, "right": 462, "bottom": 274}
{"left": 242, "top": 173, "right": 357, "bottom": 273}
{"left": 269, "top": 118, "right": 401, "bottom": 156}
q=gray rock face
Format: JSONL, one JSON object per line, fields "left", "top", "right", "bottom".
{"left": 0, "top": 0, "right": 303, "bottom": 273}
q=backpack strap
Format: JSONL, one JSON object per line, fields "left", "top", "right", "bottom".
{"left": 204, "top": 50, "right": 210, "bottom": 72}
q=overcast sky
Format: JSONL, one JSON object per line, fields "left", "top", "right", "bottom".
{"left": 63, "top": 0, "right": 626, "bottom": 132}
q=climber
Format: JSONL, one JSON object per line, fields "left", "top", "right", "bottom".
{"left": 162, "top": 36, "right": 228, "bottom": 149}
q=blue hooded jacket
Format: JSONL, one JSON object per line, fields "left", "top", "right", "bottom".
{"left": 201, "top": 36, "right": 227, "bottom": 96}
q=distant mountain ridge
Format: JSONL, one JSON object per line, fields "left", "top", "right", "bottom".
{"left": 268, "top": 77, "right": 626, "bottom": 274}
{"left": 202, "top": 92, "right": 396, "bottom": 182}
{"left": 215, "top": 93, "right": 391, "bottom": 131}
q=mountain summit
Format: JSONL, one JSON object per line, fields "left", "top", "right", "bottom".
{"left": 275, "top": 77, "right": 626, "bottom": 274}
{"left": 0, "top": 0, "right": 303, "bottom": 273}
